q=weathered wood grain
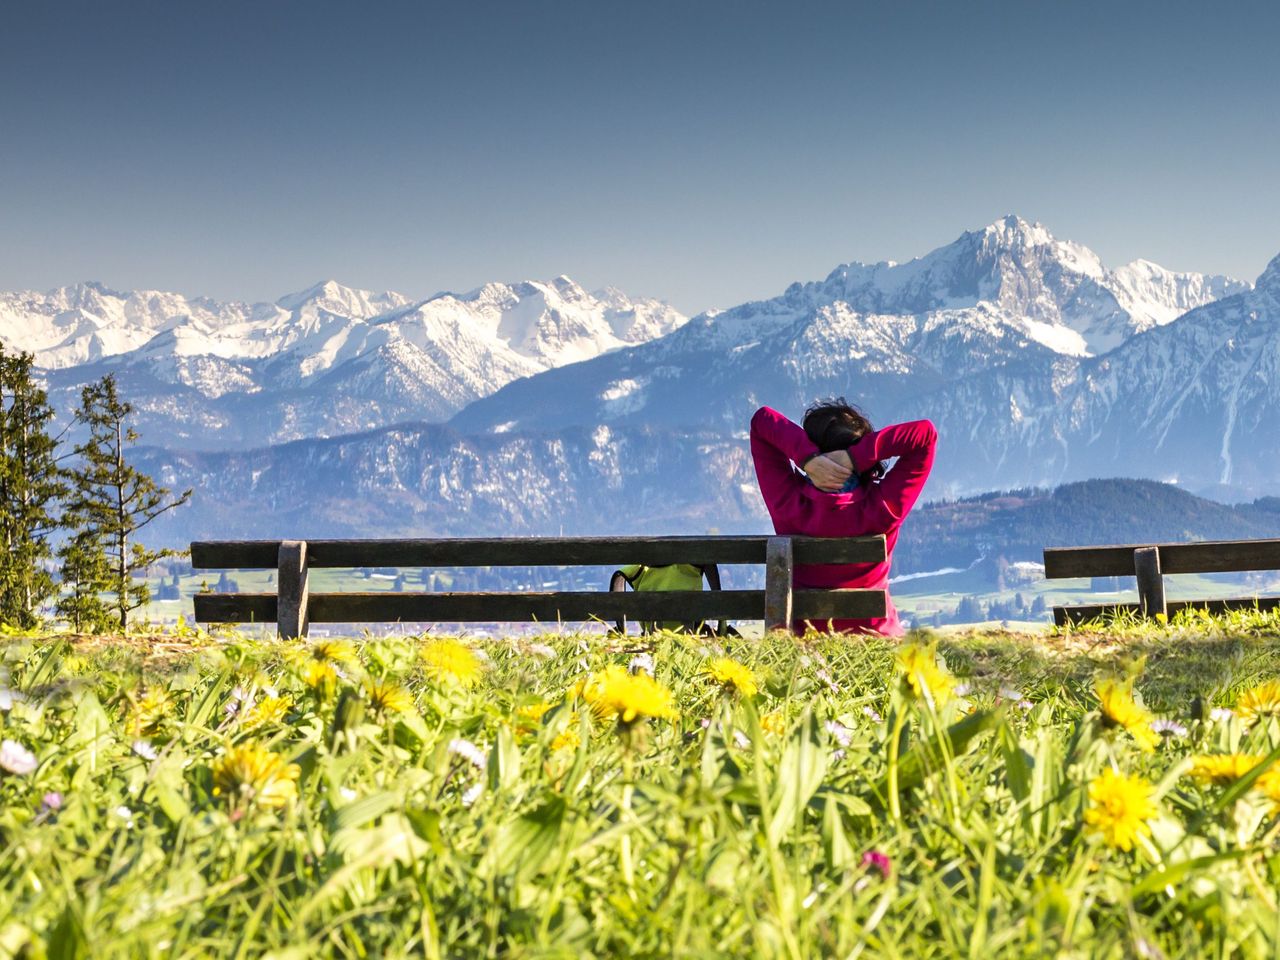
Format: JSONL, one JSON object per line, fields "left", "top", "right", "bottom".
{"left": 1133, "top": 546, "right": 1166, "bottom": 619}
{"left": 194, "top": 592, "right": 277, "bottom": 623}
{"left": 764, "top": 537, "right": 794, "bottom": 631}
{"left": 194, "top": 588, "right": 886, "bottom": 625}
{"left": 1053, "top": 596, "right": 1280, "bottom": 626}
{"left": 191, "top": 535, "right": 886, "bottom": 570}
{"left": 791, "top": 589, "right": 886, "bottom": 621}
{"left": 1044, "top": 539, "right": 1280, "bottom": 578}
{"left": 276, "top": 540, "right": 309, "bottom": 639}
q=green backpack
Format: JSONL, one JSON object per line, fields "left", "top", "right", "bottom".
{"left": 608, "top": 563, "right": 736, "bottom": 636}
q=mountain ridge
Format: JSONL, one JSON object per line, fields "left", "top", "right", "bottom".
{"left": 449, "top": 219, "right": 1276, "bottom": 499}
{"left": 3, "top": 275, "right": 687, "bottom": 447}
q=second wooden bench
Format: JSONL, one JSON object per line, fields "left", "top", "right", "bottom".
{"left": 1043, "top": 537, "right": 1280, "bottom": 625}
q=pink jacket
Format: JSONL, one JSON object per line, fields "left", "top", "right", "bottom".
{"left": 749, "top": 406, "right": 937, "bottom": 636}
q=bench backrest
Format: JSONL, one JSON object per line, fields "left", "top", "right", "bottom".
{"left": 192, "top": 535, "right": 887, "bottom": 568}
{"left": 191, "top": 535, "right": 888, "bottom": 636}
{"left": 1044, "top": 538, "right": 1280, "bottom": 578}
{"left": 1042, "top": 538, "right": 1280, "bottom": 625}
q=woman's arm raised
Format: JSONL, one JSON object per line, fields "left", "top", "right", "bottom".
{"left": 849, "top": 419, "right": 938, "bottom": 520}
{"left": 750, "top": 406, "right": 850, "bottom": 499}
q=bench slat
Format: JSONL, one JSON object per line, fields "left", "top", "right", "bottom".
{"left": 1044, "top": 539, "right": 1280, "bottom": 579}
{"left": 1053, "top": 595, "right": 1280, "bottom": 626}
{"left": 191, "top": 535, "right": 886, "bottom": 570}
{"left": 194, "top": 588, "right": 886, "bottom": 625}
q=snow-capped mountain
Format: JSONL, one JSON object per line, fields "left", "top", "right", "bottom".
{"left": 933, "top": 250, "right": 1280, "bottom": 495}
{"left": 0, "top": 276, "right": 686, "bottom": 447}
{"left": 137, "top": 259, "right": 1278, "bottom": 558}
{"left": 10, "top": 215, "right": 1277, "bottom": 558}
{"left": 452, "top": 234, "right": 1278, "bottom": 500}
{"left": 451, "top": 216, "right": 1249, "bottom": 436}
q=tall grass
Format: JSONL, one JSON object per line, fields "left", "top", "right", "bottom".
{"left": 2, "top": 619, "right": 1280, "bottom": 958}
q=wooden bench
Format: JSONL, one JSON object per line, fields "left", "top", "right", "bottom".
{"left": 1043, "top": 538, "right": 1280, "bottom": 626}
{"left": 190, "top": 535, "right": 888, "bottom": 638}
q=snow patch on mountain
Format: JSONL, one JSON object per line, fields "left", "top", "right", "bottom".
{"left": 1, "top": 275, "right": 687, "bottom": 448}
{"left": 454, "top": 216, "right": 1250, "bottom": 438}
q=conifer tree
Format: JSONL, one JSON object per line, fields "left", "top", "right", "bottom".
{"left": 55, "top": 528, "right": 112, "bottom": 632}
{"left": 0, "top": 346, "right": 67, "bottom": 628}
{"left": 61, "top": 375, "right": 191, "bottom": 632}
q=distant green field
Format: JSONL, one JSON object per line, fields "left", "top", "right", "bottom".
{"left": 892, "top": 569, "right": 1280, "bottom": 626}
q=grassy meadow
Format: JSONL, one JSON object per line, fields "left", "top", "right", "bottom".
{"left": 3, "top": 612, "right": 1280, "bottom": 957}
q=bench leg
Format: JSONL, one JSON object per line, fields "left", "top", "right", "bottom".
{"left": 278, "top": 540, "right": 310, "bottom": 640}
{"left": 764, "top": 537, "right": 794, "bottom": 632}
{"left": 1133, "top": 546, "right": 1166, "bottom": 619}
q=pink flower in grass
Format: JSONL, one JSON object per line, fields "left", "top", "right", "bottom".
{"left": 861, "top": 850, "right": 891, "bottom": 878}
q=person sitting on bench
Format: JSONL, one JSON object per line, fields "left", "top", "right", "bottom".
{"left": 750, "top": 399, "right": 937, "bottom": 636}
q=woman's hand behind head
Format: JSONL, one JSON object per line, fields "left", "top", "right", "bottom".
{"left": 824, "top": 449, "right": 852, "bottom": 472}
{"left": 802, "top": 453, "right": 853, "bottom": 492}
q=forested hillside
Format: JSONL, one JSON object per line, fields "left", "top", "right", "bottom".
{"left": 895, "top": 478, "right": 1280, "bottom": 574}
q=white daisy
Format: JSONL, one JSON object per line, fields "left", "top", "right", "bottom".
{"left": 0, "top": 687, "right": 28, "bottom": 711}
{"left": 224, "top": 685, "right": 253, "bottom": 716}
{"left": 447, "top": 738, "right": 487, "bottom": 770}
{"left": 0, "top": 739, "right": 37, "bottom": 775}
{"left": 1151, "top": 718, "right": 1188, "bottom": 738}
{"left": 825, "top": 720, "right": 853, "bottom": 747}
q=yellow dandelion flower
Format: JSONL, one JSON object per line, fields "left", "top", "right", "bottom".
{"left": 1187, "top": 753, "right": 1265, "bottom": 785}
{"left": 420, "top": 638, "right": 484, "bottom": 687}
{"left": 307, "top": 639, "right": 358, "bottom": 666}
{"left": 241, "top": 695, "right": 292, "bottom": 729}
{"left": 211, "top": 743, "right": 300, "bottom": 810}
{"left": 300, "top": 660, "right": 338, "bottom": 695}
{"left": 1083, "top": 768, "right": 1158, "bottom": 851}
{"left": 760, "top": 711, "right": 789, "bottom": 735}
{"left": 363, "top": 679, "right": 413, "bottom": 715}
{"left": 1235, "top": 680, "right": 1280, "bottom": 725}
{"left": 1257, "top": 767, "right": 1280, "bottom": 814}
{"left": 1095, "top": 677, "right": 1159, "bottom": 752}
{"left": 704, "top": 658, "right": 759, "bottom": 697}
{"left": 516, "top": 701, "right": 583, "bottom": 749}
{"left": 894, "top": 641, "right": 955, "bottom": 707}
{"left": 564, "top": 676, "right": 612, "bottom": 721}
{"left": 582, "top": 664, "right": 679, "bottom": 725}
{"left": 551, "top": 719, "right": 582, "bottom": 752}
{"left": 127, "top": 688, "right": 173, "bottom": 737}
{"left": 515, "top": 702, "right": 553, "bottom": 734}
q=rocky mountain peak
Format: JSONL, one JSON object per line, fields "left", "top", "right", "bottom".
{"left": 1256, "top": 252, "right": 1280, "bottom": 294}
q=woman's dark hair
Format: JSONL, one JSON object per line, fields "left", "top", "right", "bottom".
{"left": 802, "top": 397, "right": 886, "bottom": 486}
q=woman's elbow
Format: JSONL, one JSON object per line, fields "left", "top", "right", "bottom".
{"left": 750, "top": 406, "right": 776, "bottom": 434}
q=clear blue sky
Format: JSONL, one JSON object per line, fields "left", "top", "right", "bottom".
{"left": 3, "top": 0, "right": 1277, "bottom": 314}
